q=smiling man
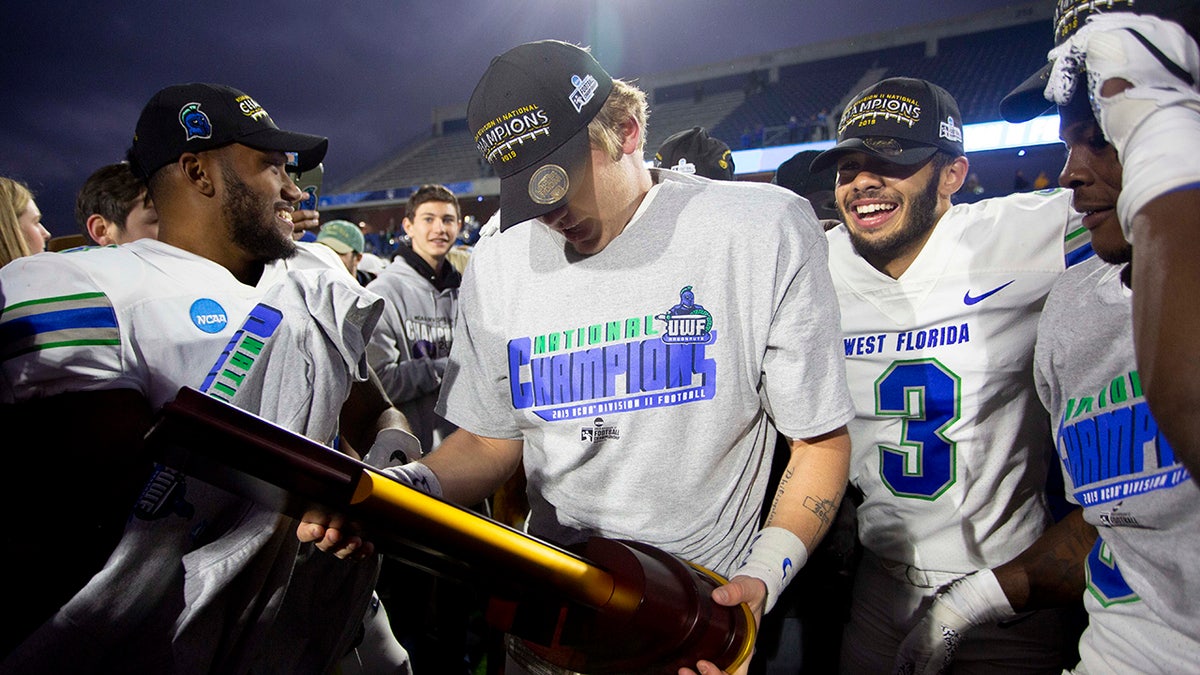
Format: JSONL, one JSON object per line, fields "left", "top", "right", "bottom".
{"left": 809, "top": 76, "right": 1094, "bottom": 672}
{"left": 367, "top": 183, "right": 464, "bottom": 455}
{"left": 0, "top": 82, "right": 416, "bottom": 672}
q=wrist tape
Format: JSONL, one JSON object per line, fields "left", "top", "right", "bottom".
{"left": 383, "top": 461, "right": 444, "bottom": 499}
{"left": 936, "top": 568, "right": 1015, "bottom": 627}
{"left": 731, "top": 526, "right": 809, "bottom": 614}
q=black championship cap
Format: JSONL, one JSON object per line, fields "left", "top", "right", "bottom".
{"left": 468, "top": 40, "right": 614, "bottom": 231}
{"left": 128, "top": 83, "right": 328, "bottom": 181}
{"left": 654, "top": 126, "right": 736, "bottom": 180}
{"left": 1001, "top": 0, "right": 1199, "bottom": 122}
{"left": 809, "top": 77, "right": 965, "bottom": 174}
{"left": 774, "top": 149, "right": 839, "bottom": 221}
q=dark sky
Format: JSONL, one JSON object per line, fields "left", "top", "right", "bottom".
{"left": 1, "top": 0, "right": 1037, "bottom": 238}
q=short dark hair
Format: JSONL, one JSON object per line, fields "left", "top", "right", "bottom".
{"left": 405, "top": 184, "right": 461, "bottom": 222}
{"left": 75, "top": 162, "right": 149, "bottom": 235}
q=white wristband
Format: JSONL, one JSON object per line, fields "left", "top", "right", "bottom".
{"left": 362, "top": 427, "right": 423, "bottom": 469}
{"left": 893, "top": 569, "right": 1014, "bottom": 675}
{"left": 1116, "top": 102, "right": 1200, "bottom": 243}
{"left": 731, "top": 526, "right": 809, "bottom": 614}
{"left": 382, "top": 461, "right": 443, "bottom": 499}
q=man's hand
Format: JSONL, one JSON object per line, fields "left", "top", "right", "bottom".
{"left": 892, "top": 569, "right": 1014, "bottom": 675}
{"left": 296, "top": 510, "right": 375, "bottom": 560}
{"left": 292, "top": 208, "right": 321, "bottom": 239}
{"left": 677, "top": 575, "right": 764, "bottom": 675}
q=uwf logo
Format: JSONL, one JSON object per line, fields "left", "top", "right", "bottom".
{"left": 655, "top": 285, "right": 714, "bottom": 344}
{"left": 179, "top": 102, "right": 212, "bottom": 141}
{"left": 581, "top": 417, "right": 620, "bottom": 443}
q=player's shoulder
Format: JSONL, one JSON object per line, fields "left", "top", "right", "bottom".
{"left": 951, "top": 188, "right": 1073, "bottom": 230}
{"left": 1, "top": 242, "right": 153, "bottom": 300}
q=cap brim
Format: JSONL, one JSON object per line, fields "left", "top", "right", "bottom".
{"left": 1000, "top": 62, "right": 1055, "bottom": 123}
{"left": 809, "top": 138, "right": 939, "bottom": 174}
{"left": 240, "top": 127, "right": 329, "bottom": 172}
{"left": 497, "top": 126, "right": 591, "bottom": 232}
{"left": 318, "top": 239, "right": 354, "bottom": 254}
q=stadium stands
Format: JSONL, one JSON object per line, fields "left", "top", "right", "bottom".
{"left": 325, "top": 1, "right": 1057, "bottom": 216}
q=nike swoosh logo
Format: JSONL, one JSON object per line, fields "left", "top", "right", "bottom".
{"left": 963, "top": 280, "right": 1015, "bottom": 305}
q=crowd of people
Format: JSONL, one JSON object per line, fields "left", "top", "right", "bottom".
{"left": 1, "top": 1, "right": 1197, "bottom": 674}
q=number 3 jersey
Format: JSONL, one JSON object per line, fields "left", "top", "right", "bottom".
{"left": 1034, "top": 257, "right": 1200, "bottom": 672}
{"left": 828, "top": 189, "right": 1091, "bottom": 573}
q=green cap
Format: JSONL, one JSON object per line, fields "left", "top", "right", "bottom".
{"left": 316, "top": 219, "right": 364, "bottom": 254}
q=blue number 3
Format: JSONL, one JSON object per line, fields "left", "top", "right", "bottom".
{"left": 875, "top": 359, "right": 961, "bottom": 499}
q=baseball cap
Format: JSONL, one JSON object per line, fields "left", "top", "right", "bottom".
{"left": 654, "top": 126, "right": 736, "bottom": 180}
{"left": 128, "top": 83, "right": 328, "bottom": 181}
{"left": 1000, "top": 0, "right": 1198, "bottom": 122}
{"left": 773, "top": 150, "right": 839, "bottom": 220}
{"left": 316, "top": 220, "right": 365, "bottom": 255}
{"left": 809, "top": 78, "right": 965, "bottom": 174}
{"left": 467, "top": 40, "right": 614, "bottom": 231}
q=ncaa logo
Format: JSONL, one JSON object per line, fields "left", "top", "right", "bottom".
{"left": 190, "top": 298, "right": 228, "bottom": 333}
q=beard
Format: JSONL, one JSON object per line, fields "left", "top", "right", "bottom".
{"left": 220, "top": 160, "right": 296, "bottom": 263}
{"left": 840, "top": 169, "right": 941, "bottom": 264}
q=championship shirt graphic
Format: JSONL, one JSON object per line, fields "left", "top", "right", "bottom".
{"left": 1054, "top": 369, "right": 1191, "bottom": 508}
{"left": 506, "top": 286, "right": 717, "bottom": 422}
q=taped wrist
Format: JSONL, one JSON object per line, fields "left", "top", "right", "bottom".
{"left": 362, "top": 427, "right": 423, "bottom": 469}
{"left": 382, "top": 461, "right": 443, "bottom": 499}
{"left": 935, "top": 569, "right": 1015, "bottom": 628}
{"left": 731, "top": 527, "right": 809, "bottom": 614}
{"left": 1116, "top": 102, "right": 1200, "bottom": 243}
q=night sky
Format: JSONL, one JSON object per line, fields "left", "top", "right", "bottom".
{"left": 1, "top": 0, "right": 1042, "bottom": 238}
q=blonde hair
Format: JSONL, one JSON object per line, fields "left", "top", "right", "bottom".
{"left": 587, "top": 79, "right": 649, "bottom": 162}
{"left": 0, "top": 177, "right": 34, "bottom": 267}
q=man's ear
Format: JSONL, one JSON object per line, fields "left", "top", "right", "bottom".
{"left": 618, "top": 115, "right": 642, "bottom": 157}
{"left": 179, "top": 152, "right": 216, "bottom": 197}
{"left": 401, "top": 217, "right": 413, "bottom": 237}
{"left": 85, "top": 214, "right": 114, "bottom": 245}
{"left": 941, "top": 155, "right": 970, "bottom": 197}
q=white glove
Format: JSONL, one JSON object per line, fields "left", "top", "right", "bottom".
{"left": 361, "top": 427, "right": 422, "bottom": 469}
{"left": 1045, "top": 13, "right": 1200, "bottom": 155}
{"left": 1044, "top": 13, "right": 1200, "bottom": 243}
{"left": 382, "top": 461, "right": 443, "bottom": 499}
{"left": 892, "top": 569, "right": 1014, "bottom": 675}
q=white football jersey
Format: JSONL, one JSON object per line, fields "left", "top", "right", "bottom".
{"left": 828, "top": 189, "right": 1091, "bottom": 573}
{"left": 1, "top": 238, "right": 346, "bottom": 408}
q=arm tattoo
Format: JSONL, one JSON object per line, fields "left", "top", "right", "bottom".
{"left": 765, "top": 467, "right": 794, "bottom": 524}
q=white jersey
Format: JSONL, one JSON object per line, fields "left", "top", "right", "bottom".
{"left": 1, "top": 238, "right": 353, "bottom": 408}
{"left": 829, "top": 188, "right": 1091, "bottom": 573}
{"left": 1035, "top": 258, "right": 1200, "bottom": 674}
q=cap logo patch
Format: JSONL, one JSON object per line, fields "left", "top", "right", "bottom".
{"left": 569, "top": 74, "right": 599, "bottom": 113}
{"left": 529, "top": 164, "right": 569, "bottom": 205}
{"left": 475, "top": 105, "right": 551, "bottom": 165}
{"left": 839, "top": 93, "right": 921, "bottom": 135}
{"left": 939, "top": 116, "right": 963, "bottom": 143}
{"left": 179, "top": 103, "right": 212, "bottom": 141}
{"left": 669, "top": 158, "right": 697, "bottom": 174}
{"left": 863, "top": 137, "right": 905, "bottom": 156}
{"left": 235, "top": 94, "right": 269, "bottom": 122}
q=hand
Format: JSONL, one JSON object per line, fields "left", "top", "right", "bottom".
{"left": 1044, "top": 13, "right": 1200, "bottom": 154}
{"left": 892, "top": 570, "right": 1013, "bottom": 675}
{"left": 296, "top": 508, "right": 375, "bottom": 560}
{"left": 291, "top": 208, "right": 321, "bottom": 239}
{"left": 677, "top": 575, "right": 764, "bottom": 675}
